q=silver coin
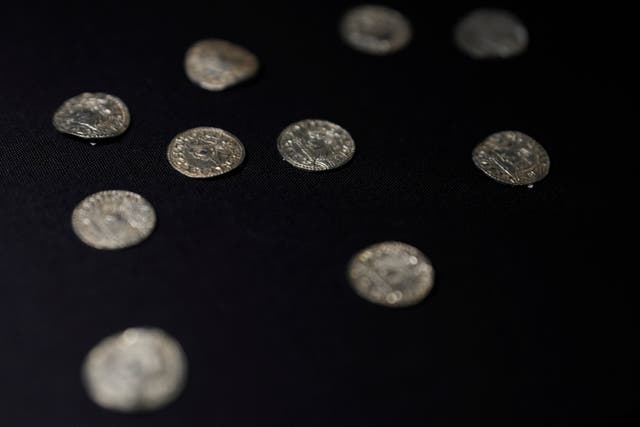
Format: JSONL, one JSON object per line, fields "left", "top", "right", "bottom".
{"left": 277, "top": 119, "right": 355, "bottom": 171}
{"left": 184, "top": 39, "right": 259, "bottom": 91}
{"left": 348, "top": 242, "right": 435, "bottom": 307}
{"left": 82, "top": 327, "right": 187, "bottom": 413}
{"left": 340, "top": 5, "right": 412, "bottom": 55}
{"left": 454, "top": 9, "right": 528, "bottom": 59}
{"left": 71, "top": 190, "right": 156, "bottom": 250}
{"left": 472, "top": 131, "right": 550, "bottom": 186}
{"left": 53, "top": 92, "right": 130, "bottom": 139}
{"left": 167, "top": 127, "right": 245, "bottom": 178}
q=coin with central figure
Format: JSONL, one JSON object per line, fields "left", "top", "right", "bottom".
{"left": 340, "top": 5, "right": 412, "bottom": 55}
{"left": 53, "top": 92, "right": 130, "bottom": 139}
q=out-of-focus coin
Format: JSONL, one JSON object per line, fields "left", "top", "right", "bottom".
{"left": 184, "top": 39, "right": 259, "bottom": 91}
{"left": 53, "top": 92, "right": 130, "bottom": 139}
{"left": 277, "top": 119, "right": 355, "bottom": 171}
{"left": 454, "top": 9, "right": 528, "bottom": 59}
{"left": 167, "top": 127, "right": 245, "bottom": 178}
{"left": 472, "top": 130, "right": 550, "bottom": 185}
{"left": 71, "top": 190, "right": 156, "bottom": 250}
{"left": 340, "top": 5, "right": 412, "bottom": 55}
{"left": 348, "top": 242, "right": 435, "bottom": 307}
{"left": 82, "top": 327, "right": 187, "bottom": 413}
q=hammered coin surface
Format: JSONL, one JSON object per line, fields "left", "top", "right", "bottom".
{"left": 277, "top": 119, "right": 355, "bottom": 171}
{"left": 82, "top": 327, "right": 187, "bottom": 413}
{"left": 454, "top": 9, "right": 528, "bottom": 59}
{"left": 53, "top": 92, "right": 130, "bottom": 139}
{"left": 472, "top": 131, "right": 550, "bottom": 185}
{"left": 340, "top": 5, "right": 412, "bottom": 55}
{"left": 167, "top": 127, "right": 245, "bottom": 178}
{"left": 71, "top": 190, "right": 156, "bottom": 250}
{"left": 348, "top": 242, "right": 435, "bottom": 308}
{"left": 184, "top": 39, "right": 259, "bottom": 91}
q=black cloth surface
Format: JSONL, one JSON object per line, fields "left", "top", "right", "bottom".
{"left": 0, "top": 1, "right": 635, "bottom": 426}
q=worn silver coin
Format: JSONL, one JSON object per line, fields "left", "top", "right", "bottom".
{"left": 53, "top": 92, "right": 130, "bottom": 139}
{"left": 167, "top": 127, "right": 245, "bottom": 178}
{"left": 82, "top": 327, "right": 187, "bottom": 413}
{"left": 348, "top": 242, "right": 435, "bottom": 307}
{"left": 472, "top": 131, "right": 550, "bottom": 185}
{"left": 277, "top": 119, "right": 355, "bottom": 171}
{"left": 184, "top": 39, "right": 259, "bottom": 91}
{"left": 454, "top": 9, "right": 528, "bottom": 59}
{"left": 71, "top": 190, "right": 156, "bottom": 250}
{"left": 340, "top": 5, "right": 412, "bottom": 55}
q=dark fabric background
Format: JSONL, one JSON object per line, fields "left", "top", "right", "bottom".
{"left": 0, "top": 1, "right": 635, "bottom": 426}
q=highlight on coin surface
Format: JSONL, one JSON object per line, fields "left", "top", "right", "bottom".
{"left": 82, "top": 327, "right": 187, "bottom": 413}
{"left": 454, "top": 9, "right": 528, "bottom": 59}
{"left": 184, "top": 38, "right": 259, "bottom": 91}
{"left": 71, "top": 190, "right": 156, "bottom": 250}
{"left": 340, "top": 4, "right": 412, "bottom": 55}
{"left": 53, "top": 92, "right": 130, "bottom": 139}
{"left": 348, "top": 241, "right": 435, "bottom": 307}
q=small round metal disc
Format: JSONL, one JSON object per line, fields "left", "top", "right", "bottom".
{"left": 340, "top": 5, "right": 412, "bottom": 55}
{"left": 82, "top": 327, "right": 187, "bottom": 413}
{"left": 184, "top": 39, "right": 259, "bottom": 91}
{"left": 454, "top": 9, "right": 528, "bottom": 59}
{"left": 277, "top": 119, "right": 355, "bottom": 171}
{"left": 167, "top": 127, "right": 245, "bottom": 178}
{"left": 348, "top": 242, "right": 435, "bottom": 308}
{"left": 71, "top": 190, "right": 156, "bottom": 250}
{"left": 472, "top": 131, "right": 550, "bottom": 185}
{"left": 53, "top": 92, "right": 130, "bottom": 139}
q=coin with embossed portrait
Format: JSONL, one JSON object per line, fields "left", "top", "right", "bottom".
{"left": 454, "top": 9, "right": 528, "bottom": 59}
{"left": 53, "top": 92, "right": 130, "bottom": 139}
{"left": 82, "top": 327, "right": 187, "bottom": 413}
{"left": 340, "top": 5, "right": 412, "bottom": 55}
{"left": 348, "top": 242, "right": 435, "bottom": 308}
{"left": 472, "top": 131, "right": 550, "bottom": 185}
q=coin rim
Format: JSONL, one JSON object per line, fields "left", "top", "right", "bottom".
{"left": 52, "top": 92, "right": 131, "bottom": 139}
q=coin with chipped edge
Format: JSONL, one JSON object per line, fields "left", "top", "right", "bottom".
{"left": 167, "top": 127, "right": 245, "bottom": 178}
{"left": 348, "top": 241, "right": 435, "bottom": 307}
{"left": 53, "top": 92, "right": 130, "bottom": 139}
{"left": 71, "top": 190, "right": 156, "bottom": 250}
{"left": 340, "top": 5, "right": 412, "bottom": 55}
{"left": 454, "top": 9, "right": 528, "bottom": 59}
{"left": 82, "top": 327, "right": 187, "bottom": 413}
{"left": 277, "top": 119, "right": 355, "bottom": 171}
{"left": 184, "top": 39, "right": 259, "bottom": 91}
{"left": 472, "top": 130, "right": 550, "bottom": 186}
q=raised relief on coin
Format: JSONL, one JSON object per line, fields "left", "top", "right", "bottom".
{"left": 340, "top": 5, "right": 412, "bottom": 55}
{"left": 82, "top": 327, "right": 187, "bottom": 413}
{"left": 167, "top": 127, "right": 245, "bottom": 178}
{"left": 71, "top": 190, "right": 156, "bottom": 250}
{"left": 53, "top": 92, "right": 130, "bottom": 139}
{"left": 184, "top": 39, "right": 259, "bottom": 91}
{"left": 454, "top": 9, "right": 528, "bottom": 59}
{"left": 472, "top": 131, "right": 550, "bottom": 186}
{"left": 277, "top": 119, "right": 355, "bottom": 171}
{"left": 348, "top": 242, "right": 435, "bottom": 307}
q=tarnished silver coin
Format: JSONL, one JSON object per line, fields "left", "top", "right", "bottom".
{"left": 277, "top": 119, "right": 355, "bottom": 171}
{"left": 340, "top": 5, "right": 412, "bottom": 55}
{"left": 53, "top": 92, "right": 130, "bottom": 139}
{"left": 348, "top": 242, "right": 435, "bottom": 307}
{"left": 82, "top": 327, "right": 187, "bottom": 413}
{"left": 184, "top": 39, "right": 259, "bottom": 91}
{"left": 472, "top": 131, "right": 550, "bottom": 185}
{"left": 71, "top": 190, "right": 156, "bottom": 250}
{"left": 167, "top": 127, "right": 245, "bottom": 178}
{"left": 454, "top": 9, "right": 528, "bottom": 59}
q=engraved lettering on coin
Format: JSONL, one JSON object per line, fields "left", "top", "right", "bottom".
{"left": 348, "top": 242, "right": 435, "bottom": 307}
{"left": 53, "top": 92, "right": 130, "bottom": 139}
{"left": 454, "top": 9, "right": 528, "bottom": 59}
{"left": 71, "top": 190, "right": 156, "bottom": 250}
{"left": 184, "top": 39, "right": 259, "bottom": 91}
{"left": 340, "top": 5, "right": 412, "bottom": 55}
{"left": 82, "top": 327, "right": 187, "bottom": 413}
{"left": 277, "top": 119, "right": 355, "bottom": 171}
{"left": 167, "top": 127, "right": 245, "bottom": 178}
